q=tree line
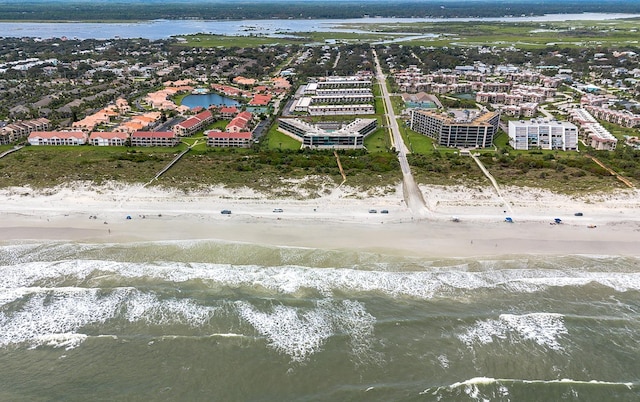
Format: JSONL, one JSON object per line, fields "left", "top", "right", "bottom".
{"left": 2, "top": 1, "right": 639, "bottom": 21}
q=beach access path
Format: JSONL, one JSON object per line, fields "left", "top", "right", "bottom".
{"left": 373, "top": 49, "right": 430, "bottom": 218}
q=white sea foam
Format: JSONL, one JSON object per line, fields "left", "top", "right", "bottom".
{"left": 0, "top": 288, "right": 126, "bottom": 349}
{"left": 4, "top": 258, "right": 640, "bottom": 303}
{"left": 0, "top": 287, "right": 218, "bottom": 349}
{"left": 458, "top": 313, "right": 568, "bottom": 351}
{"left": 236, "top": 298, "right": 376, "bottom": 363}
{"left": 0, "top": 287, "right": 33, "bottom": 306}
{"left": 123, "top": 292, "right": 217, "bottom": 327}
{"left": 236, "top": 301, "right": 333, "bottom": 362}
{"left": 30, "top": 333, "right": 89, "bottom": 350}
{"left": 421, "top": 377, "right": 635, "bottom": 399}
{"left": 437, "top": 354, "right": 449, "bottom": 369}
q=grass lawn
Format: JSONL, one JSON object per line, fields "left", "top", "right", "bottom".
{"left": 364, "top": 128, "right": 391, "bottom": 153}
{"left": 493, "top": 131, "right": 510, "bottom": 149}
{"left": 401, "top": 126, "right": 435, "bottom": 155}
{"left": 0, "top": 145, "right": 16, "bottom": 154}
{"left": 261, "top": 125, "right": 302, "bottom": 151}
{"left": 173, "top": 93, "right": 189, "bottom": 106}
{"left": 390, "top": 96, "right": 405, "bottom": 115}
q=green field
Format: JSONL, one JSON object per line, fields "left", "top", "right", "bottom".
{"left": 336, "top": 19, "right": 640, "bottom": 48}
{"left": 177, "top": 31, "right": 401, "bottom": 48}
{"left": 177, "top": 34, "right": 300, "bottom": 48}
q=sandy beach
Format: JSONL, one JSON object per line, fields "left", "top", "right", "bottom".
{"left": 1, "top": 181, "right": 639, "bottom": 258}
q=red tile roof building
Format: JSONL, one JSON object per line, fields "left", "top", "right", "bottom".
{"left": 89, "top": 132, "right": 129, "bottom": 146}
{"left": 219, "top": 106, "right": 239, "bottom": 119}
{"left": 172, "top": 110, "right": 214, "bottom": 136}
{"left": 28, "top": 131, "right": 87, "bottom": 146}
{"left": 225, "top": 111, "right": 253, "bottom": 133}
{"left": 249, "top": 94, "right": 272, "bottom": 107}
{"left": 131, "top": 131, "right": 179, "bottom": 147}
{"left": 206, "top": 131, "right": 253, "bottom": 148}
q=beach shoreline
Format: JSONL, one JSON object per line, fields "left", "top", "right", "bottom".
{"left": 1, "top": 182, "right": 639, "bottom": 258}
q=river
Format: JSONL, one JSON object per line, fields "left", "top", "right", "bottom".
{"left": 0, "top": 13, "right": 638, "bottom": 40}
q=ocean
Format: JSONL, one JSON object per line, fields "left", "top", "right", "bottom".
{"left": 1, "top": 240, "right": 639, "bottom": 401}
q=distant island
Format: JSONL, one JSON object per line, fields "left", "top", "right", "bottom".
{"left": 1, "top": 0, "right": 640, "bottom": 21}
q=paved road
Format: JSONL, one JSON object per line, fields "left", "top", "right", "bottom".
{"left": 372, "top": 49, "right": 429, "bottom": 217}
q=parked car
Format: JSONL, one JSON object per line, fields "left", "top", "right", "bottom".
{"left": 273, "top": 208, "right": 284, "bottom": 213}
{"left": 221, "top": 210, "right": 232, "bottom": 215}
{"left": 381, "top": 210, "right": 389, "bottom": 214}
{"left": 369, "top": 209, "right": 377, "bottom": 213}
{"left": 574, "top": 212, "right": 583, "bottom": 216}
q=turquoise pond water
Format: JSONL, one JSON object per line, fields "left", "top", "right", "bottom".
{"left": 181, "top": 93, "right": 240, "bottom": 109}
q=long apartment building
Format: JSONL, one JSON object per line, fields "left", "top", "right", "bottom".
{"left": 307, "top": 104, "right": 375, "bottom": 116}
{"left": 0, "top": 118, "right": 50, "bottom": 144}
{"left": 584, "top": 105, "right": 640, "bottom": 128}
{"left": 89, "top": 132, "right": 129, "bottom": 146}
{"left": 28, "top": 131, "right": 87, "bottom": 146}
{"left": 278, "top": 118, "right": 377, "bottom": 149}
{"left": 508, "top": 119, "right": 578, "bottom": 151}
{"left": 206, "top": 131, "right": 252, "bottom": 148}
{"left": 410, "top": 110, "right": 500, "bottom": 148}
{"left": 293, "top": 75, "right": 374, "bottom": 116}
{"left": 569, "top": 108, "right": 618, "bottom": 151}
{"left": 305, "top": 77, "right": 372, "bottom": 92}
{"left": 131, "top": 131, "right": 179, "bottom": 147}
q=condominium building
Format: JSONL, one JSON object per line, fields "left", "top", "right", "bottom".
{"left": 172, "top": 110, "right": 214, "bottom": 136}
{"left": 278, "top": 118, "right": 377, "bottom": 149}
{"left": 89, "top": 131, "right": 129, "bottom": 146}
{"left": 307, "top": 104, "right": 375, "bottom": 116}
{"left": 508, "top": 119, "right": 578, "bottom": 151}
{"left": 584, "top": 105, "right": 640, "bottom": 128}
{"left": 206, "top": 131, "right": 252, "bottom": 148}
{"left": 28, "top": 131, "right": 87, "bottom": 146}
{"left": 0, "top": 118, "right": 50, "bottom": 144}
{"left": 303, "top": 78, "right": 372, "bottom": 94}
{"left": 130, "top": 131, "right": 179, "bottom": 147}
{"left": 410, "top": 110, "right": 500, "bottom": 148}
{"left": 293, "top": 75, "right": 374, "bottom": 116}
{"left": 569, "top": 108, "right": 618, "bottom": 151}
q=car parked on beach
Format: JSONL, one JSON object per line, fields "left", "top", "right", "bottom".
{"left": 574, "top": 212, "right": 583, "bottom": 216}
{"left": 381, "top": 210, "right": 389, "bottom": 214}
{"left": 273, "top": 208, "right": 283, "bottom": 213}
{"left": 221, "top": 210, "right": 232, "bottom": 215}
{"left": 369, "top": 209, "right": 377, "bottom": 213}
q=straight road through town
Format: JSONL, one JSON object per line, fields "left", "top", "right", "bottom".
{"left": 372, "top": 49, "right": 430, "bottom": 217}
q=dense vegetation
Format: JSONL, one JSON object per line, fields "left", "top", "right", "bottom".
{"left": 0, "top": 145, "right": 401, "bottom": 195}
{"left": 1, "top": 1, "right": 639, "bottom": 21}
